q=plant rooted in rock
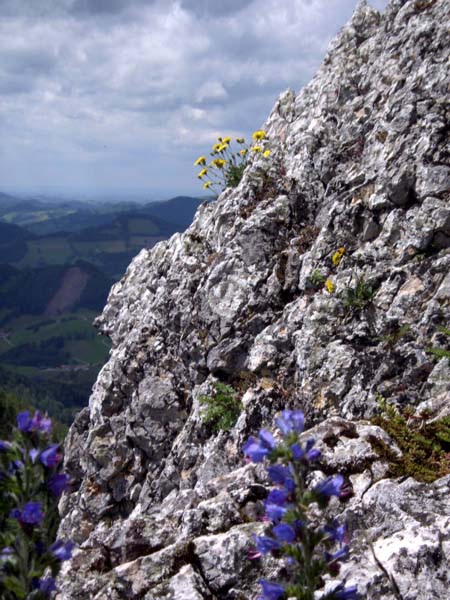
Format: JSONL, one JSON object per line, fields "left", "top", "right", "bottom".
{"left": 243, "top": 410, "right": 357, "bottom": 600}
{"left": 0, "top": 411, "right": 73, "bottom": 599}
{"left": 342, "top": 277, "right": 377, "bottom": 312}
{"left": 371, "top": 398, "right": 450, "bottom": 483}
{"left": 427, "top": 325, "right": 450, "bottom": 361}
{"left": 200, "top": 382, "right": 241, "bottom": 432}
{"left": 194, "top": 131, "right": 271, "bottom": 194}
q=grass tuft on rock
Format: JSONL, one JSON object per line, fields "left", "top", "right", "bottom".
{"left": 371, "top": 399, "right": 450, "bottom": 483}
{"left": 200, "top": 382, "right": 241, "bottom": 432}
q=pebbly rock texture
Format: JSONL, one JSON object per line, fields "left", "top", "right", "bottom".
{"left": 58, "top": 1, "right": 450, "bottom": 598}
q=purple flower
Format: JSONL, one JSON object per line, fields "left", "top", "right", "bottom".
{"left": 259, "top": 429, "right": 277, "bottom": 449}
{"left": 325, "top": 546, "right": 349, "bottom": 564}
{"left": 267, "top": 465, "right": 295, "bottom": 492}
{"left": 29, "top": 448, "right": 39, "bottom": 463}
{"left": 258, "top": 578, "right": 285, "bottom": 600}
{"left": 31, "top": 411, "right": 52, "bottom": 435}
{"left": 275, "top": 409, "right": 304, "bottom": 435}
{"left": 306, "top": 448, "right": 321, "bottom": 461}
{"left": 11, "top": 502, "right": 44, "bottom": 527}
{"left": 332, "top": 584, "right": 358, "bottom": 599}
{"left": 273, "top": 523, "right": 296, "bottom": 543}
{"left": 17, "top": 410, "right": 52, "bottom": 435}
{"left": 9, "top": 459, "right": 24, "bottom": 473}
{"left": 264, "top": 489, "right": 290, "bottom": 521}
{"left": 21, "top": 502, "right": 44, "bottom": 526}
{"left": 0, "top": 440, "right": 11, "bottom": 452}
{"left": 323, "top": 521, "right": 346, "bottom": 545}
{"left": 264, "top": 501, "right": 287, "bottom": 522}
{"left": 314, "top": 474, "right": 344, "bottom": 498}
{"left": 37, "top": 577, "right": 56, "bottom": 594}
{"left": 40, "top": 444, "right": 62, "bottom": 468}
{"left": 0, "top": 547, "right": 13, "bottom": 559}
{"left": 267, "top": 489, "right": 289, "bottom": 505}
{"left": 48, "top": 473, "right": 70, "bottom": 496}
{"left": 243, "top": 429, "right": 276, "bottom": 463}
{"left": 253, "top": 535, "right": 280, "bottom": 556}
{"left": 291, "top": 443, "right": 304, "bottom": 460}
{"left": 50, "top": 539, "right": 75, "bottom": 561}
{"left": 17, "top": 411, "right": 33, "bottom": 432}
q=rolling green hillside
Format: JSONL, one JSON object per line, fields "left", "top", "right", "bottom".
{"left": 0, "top": 193, "right": 205, "bottom": 423}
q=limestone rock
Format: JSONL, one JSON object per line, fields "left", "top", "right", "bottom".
{"left": 59, "top": 1, "right": 450, "bottom": 598}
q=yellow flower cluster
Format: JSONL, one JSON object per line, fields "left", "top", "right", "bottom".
{"left": 332, "top": 247, "right": 346, "bottom": 267}
{"left": 325, "top": 279, "right": 335, "bottom": 293}
{"left": 194, "top": 129, "right": 271, "bottom": 194}
{"left": 252, "top": 130, "right": 266, "bottom": 141}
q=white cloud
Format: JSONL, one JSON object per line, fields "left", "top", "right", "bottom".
{"left": 0, "top": 0, "right": 389, "bottom": 197}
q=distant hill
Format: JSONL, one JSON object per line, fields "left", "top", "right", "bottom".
{"left": 0, "top": 192, "right": 205, "bottom": 423}
{"left": 0, "top": 195, "right": 204, "bottom": 277}
{"left": 0, "top": 260, "right": 114, "bottom": 317}
{"left": 141, "top": 196, "right": 204, "bottom": 230}
{"left": 0, "top": 221, "right": 36, "bottom": 243}
{"left": 0, "top": 222, "right": 36, "bottom": 262}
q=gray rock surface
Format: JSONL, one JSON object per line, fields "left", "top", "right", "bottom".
{"left": 58, "top": 0, "right": 450, "bottom": 598}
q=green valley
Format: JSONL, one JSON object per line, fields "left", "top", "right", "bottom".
{"left": 0, "top": 193, "right": 205, "bottom": 423}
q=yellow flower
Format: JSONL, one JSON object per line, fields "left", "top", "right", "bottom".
{"left": 212, "top": 158, "right": 226, "bottom": 168}
{"left": 325, "top": 279, "right": 335, "bottom": 293}
{"left": 194, "top": 156, "right": 206, "bottom": 166}
{"left": 251, "top": 146, "right": 262, "bottom": 152}
{"left": 213, "top": 143, "right": 222, "bottom": 152}
{"left": 203, "top": 181, "right": 213, "bottom": 189}
{"left": 331, "top": 247, "right": 346, "bottom": 267}
{"left": 218, "top": 144, "right": 228, "bottom": 152}
{"left": 222, "top": 136, "right": 231, "bottom": 144}
{"left": 239, "top": 149, "right": 248, "bottom": 156}
{"left": 197, "top": 168, "right": 208, "bottom": 179}
{"left": 263, "top": 150, "right": 271, "bottom": 157}
{"left": 252, "top": 130, "right": 266, "bottom": 141}
{"left": 236, "top": 138, "right": 245, "bottom": 144}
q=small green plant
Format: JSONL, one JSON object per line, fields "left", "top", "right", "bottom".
{"left": 377, "top": 324, "right": 411, "bottom": 347}
{"left": 427, "top": 325, "right": 450, "bottom": 361}
{"left": 194, "top": 130, "right": 271, "bottom": 194}
{"left": 342, "top": 276, "right": 376, "bottom": 312}
{"left": 200, "top": 382, "right": 241, "bottom": 432}
{"left": 309, "top": 269, "right": 326, "bottom": 288}
{"left": 371, "top": 397, "right": 450, "bottom": 483}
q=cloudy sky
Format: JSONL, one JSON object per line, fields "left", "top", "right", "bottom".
{"left": 0, "top": 0, "right": 388, "bottom": 201}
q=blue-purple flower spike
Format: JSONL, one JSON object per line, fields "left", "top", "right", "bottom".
{"left": 258, "top": 578, "right": 285, "bottom": 600}
{"left": 333, "top": 584, "right": 359, "bottom": 599}
{"left": 243, "top": 429, "right": 277, "bottom": 463}
{"left": 11, "top": 502, "right": 44, "bottom": 527}
{"left": 40, "top": 444, "right": 62, "bottom": 468}
{"left": 273, "top": 523, "right": 296, "bottom": 543}
{"left": 244, "top": 412, "right": 355, "bottom": 598}
{"left": 17, "top": 411, "right": 33, "bottom": 433}
{"left": 48, "top": 473, "right": 70, "bottom": 497}
{"left": 253, "top": 535, "right": 280, "bottom": 555}
{"left": 50, "top": 540, "right": 75, "bottom": 561}
{"left": 314, "top": 474, "right": 344, "bottom": 498}
{"left": 267, "top": 464, "right": 295, "bottom": 492}
{"left": 275, "top": 409, "right": 305, "bottom": 435}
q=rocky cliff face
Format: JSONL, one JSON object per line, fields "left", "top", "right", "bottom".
{"left": 58, "top": 1, "right": 450, "bottom": 598}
